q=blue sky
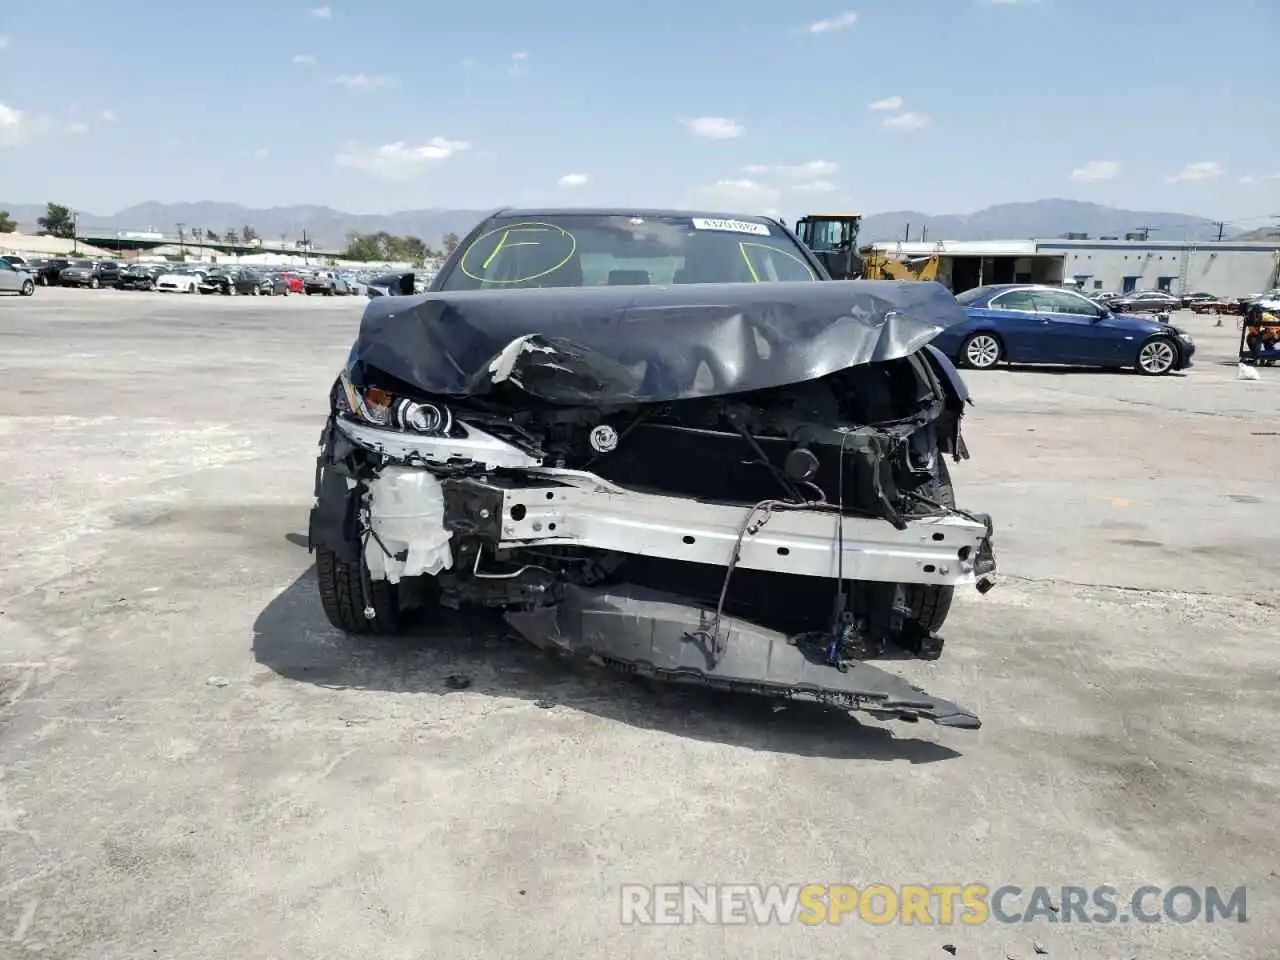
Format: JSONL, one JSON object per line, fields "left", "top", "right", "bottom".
{"left": 1, "top": 0, "right": 1277, "bottom": 223}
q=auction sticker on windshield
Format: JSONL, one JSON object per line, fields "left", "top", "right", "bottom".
{"left": 691, "top": 218, "right": 771, "bottom": 236}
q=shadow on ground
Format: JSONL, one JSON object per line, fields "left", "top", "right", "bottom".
{"left": 252, "top": 567, "right": 963, "bottom": 764}
{"left": 1000, "top": 363, "right": 1187, "bottom": 378}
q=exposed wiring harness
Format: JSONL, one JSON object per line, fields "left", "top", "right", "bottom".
{"left": 685, "top": 497, "right": 837, "bottom": 663}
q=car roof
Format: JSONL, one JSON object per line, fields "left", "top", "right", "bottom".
{"left": 975, "top": 283, "right": 1079, "bottom": 294}
{"left": 489, "top": 206, "right": 781, "bottom": 224}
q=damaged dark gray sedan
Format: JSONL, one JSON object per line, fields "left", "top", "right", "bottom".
{"left": 308, "top": 209, "right": 998, "bottom": 728}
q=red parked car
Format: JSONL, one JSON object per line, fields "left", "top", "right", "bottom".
{"left": 279, "top": 273, "right": 305, "bottom": 294}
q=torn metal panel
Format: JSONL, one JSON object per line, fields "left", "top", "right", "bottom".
{"left": 504, "top": 584, "right": 980, "bottom": 728}
{"left": 345, "top": 280, "right": 967, "bottom": 404}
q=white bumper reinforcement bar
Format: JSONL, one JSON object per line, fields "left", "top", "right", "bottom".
{"left": 486, "top": 470, "right": 991, "bottom": 587}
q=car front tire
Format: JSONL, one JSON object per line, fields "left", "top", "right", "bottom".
{"left": 20, "top": 280, "right": 35, "bottom": 296}
{"left": 903, "top": 458, "right": 956, "bottom": 638}
{"left": 1136, "top": 336, "right": 1178, "bottom": 376}
{"left": 315, "top": 546, "right": 402, "bottom": 636}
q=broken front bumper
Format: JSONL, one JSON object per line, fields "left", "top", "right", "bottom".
{"left": 505, "top": 583, "right": 981, "bottom": 728}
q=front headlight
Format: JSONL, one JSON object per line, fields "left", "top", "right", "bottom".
{"left": 337, "top": 371, "right": 454, "bottom": 436}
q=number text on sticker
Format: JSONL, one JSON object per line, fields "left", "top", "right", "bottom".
{"left": 690, "top": 218, "right": 771, "bottom": 236}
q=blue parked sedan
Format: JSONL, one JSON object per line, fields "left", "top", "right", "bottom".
{"left": 931, "top": 284, "right": 1196, "bottom": 376}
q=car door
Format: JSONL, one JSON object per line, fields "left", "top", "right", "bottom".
{"left": 1028, "top": 289, "right": 1127, "bottom": 365}
{"left": 0, "top": 261, "right": 19, "bottom": 292}
{"left": 980, "top": 289, "right": 1043, "bottom": 360}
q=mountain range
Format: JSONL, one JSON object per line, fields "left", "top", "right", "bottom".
{"left": 0, "top": 198, "right": 1250, "bottom": 248}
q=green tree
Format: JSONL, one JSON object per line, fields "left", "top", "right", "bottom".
{"left": 37, "top": 203, "right": 75, "bottom": 239}
{"left": 223, "top": 230, "right": 238, "bottom": 244}
{"left": 205, "top": 226, "right": 219, "bottom": 240}
{"left": 343, "top": 231, "right": 431, "bottom": 266}
{"left": 242, "top": 224, "right": 258, "bottom": 243}
{"left": 0, "top": 210, "right": 16, "bottom": 234}
{"left": 442, "top": 232, "right": 459, "bottom": 256}
{"left": 343, "top": 231, "right": 385, "bottom": 261}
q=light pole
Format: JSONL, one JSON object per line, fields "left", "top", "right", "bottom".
{"left": 72, "top": 211, "right": 79, "bottom": 255}
{"left": 176, "top": 222, "right": 186, "bottom": 259}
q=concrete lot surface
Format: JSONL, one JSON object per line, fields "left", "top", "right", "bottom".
{"left": 1, "top": 288, "right": 1277, "bottom": 959}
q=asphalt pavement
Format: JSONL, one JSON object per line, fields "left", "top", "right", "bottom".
{"left": 1, "top": 288, "right": 1277, "bottom": 959}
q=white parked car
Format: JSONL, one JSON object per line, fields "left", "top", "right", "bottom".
{"left": 154, "top": 269, "right": 206, "bottom": 293}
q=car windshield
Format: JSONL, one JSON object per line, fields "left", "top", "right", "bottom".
{"left": 70, "top": 260, "right": 93, "bottom": 268}
{"left": 436, "top": 213, "right": 818, "bottom": 290}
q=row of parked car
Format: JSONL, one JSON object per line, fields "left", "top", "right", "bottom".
{"left": 0, "top": 254, "right": 374, "bottom": 297}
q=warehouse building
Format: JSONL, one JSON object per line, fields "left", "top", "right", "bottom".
{"left": 868, "top": 237, "right": 1280, "bottom": 298}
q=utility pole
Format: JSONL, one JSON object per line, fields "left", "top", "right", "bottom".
{"left": 903, "top": 222, "right": 910, "bottom": 242}
{"left": 72, "top": 211, "right": 79, "bottom": 255}
{"left": 1214, "top": 221, "right": 1225, "bottom": 241}
{"left": 176, "top": 222, "right": 186, "bottom": 258}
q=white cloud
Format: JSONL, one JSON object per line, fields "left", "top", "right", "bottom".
{"left": 97, "top": 108, "right": 118, "bottom": 122}
{"left": 791, "top": 180, "right": 838, "bottom": 193}
{"left": 1167, "top": 161, "right": 1224, "bottom": 183}
{"left": 882, "top": 112, "right": 929, "bottom": 130}
{"left": 511, "top": 51, "right": 529, "bottom": 60}
{"left": 309, "top": 5, "right": 332, "bottom": 18}
{"left": 333, "top": 73, "right": 391, "bottom": 89}
{"left": 293, "top": 54, "right": 317, "bottom": 65}
{"left": 1070, "top": 160, "right": 1120, "bottom": 182}
{"left": 978, "top": 0, "right": 1041, "bottom": 5}
{"left": 0, "top": 103, "right": 27, "bottom": 146}
{"left": 868, "top": 96, "right": 903, "bottom": 111}
{"left": 254, "top": 147, "right": 270, "bottom": 159}
{"left": 682, "top": 116, "right": 744, "bottom": 139}
{"left": 692, "top": 179, "right": 782, "bottom": 209}
{"left": 0, "top": 35, "right": 10, "bottom": 50}
{"left": 743, "top": 160, "right": 839, "bottom": 179}
{"left": 64, "top": 121, "right": 89, "bottom": 135}
{"left": 807, "top": 11, "right": 858, "bottom": 33}
{"left": 557, "top": 173, "right": 588, "bottom": 188}
{"left": 335, "top": 137, "right": 471, "bottom": 180}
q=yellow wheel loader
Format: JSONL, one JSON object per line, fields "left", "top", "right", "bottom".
{"left": 794, "top": 214, "right": 941, "bottom": 282}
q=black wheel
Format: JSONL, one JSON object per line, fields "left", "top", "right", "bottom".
{"left": 20, "top": 280, "right": 34, "bottom": 296}
{"left": 90, "top": 277, "right": 100, "bottom": 289}
{"left": 959, "top": 332, "right": 1002, "bottom": 369}
{"left": 38, "top": 275, "right": 48, "bottom": 286}
{"left": 1136, "top": 336, "right": 1177, "bottom": 376}
{"left": 315, "top": 547, "right": 402, "bottom": 635}
{"left": 904, "top": 459, "right": 956, "bottom": 636}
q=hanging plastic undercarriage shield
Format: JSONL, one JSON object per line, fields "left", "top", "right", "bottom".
{"left": 504, "top": 583, "right": 981, "bottom": 728}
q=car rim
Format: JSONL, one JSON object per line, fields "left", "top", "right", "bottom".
{"left": 966, "top": 335, "right": 1000, "bottom": 368}
{"left": 1140, "top": 340, "right": 1175, "bottom": 373}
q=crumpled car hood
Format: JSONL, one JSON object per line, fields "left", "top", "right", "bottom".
{"left": 345, "top": 279, "right": 967, "bottom": 405}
